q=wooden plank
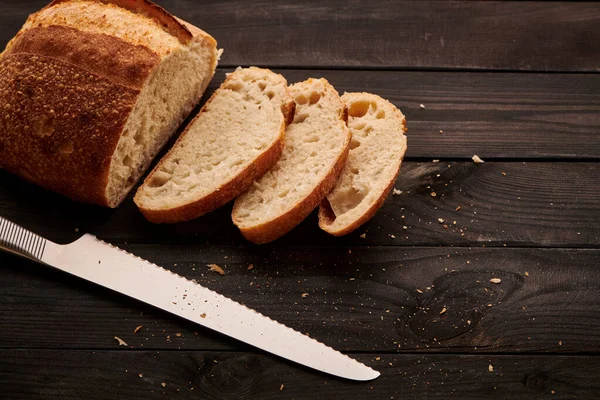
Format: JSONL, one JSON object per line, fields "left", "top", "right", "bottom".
{"left": 192, "top": 0, "right": 600, "bottom": 71}
{"left": 1, "top": 162, "right": 597, "bottom": 247}
{"left": 2, "top": 247, "right": 598, "bottom": 353}
{"left": 1, "top": 350, "right": 598, "bottom": 399}
{"left": 1, "top": 1, "right": 599, "bottom": 71}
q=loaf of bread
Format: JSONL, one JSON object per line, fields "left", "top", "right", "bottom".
{"left": 232, "top": 78, "right": 351, "bottom": 244}
{"left": 134, "top": 67, "right": 295, "bottom": 223}
{"left": 319, "top": 92, "right": 407, "bottom": 236}
{"left": 0, "top": 0, "right": 220, "bottom": 207}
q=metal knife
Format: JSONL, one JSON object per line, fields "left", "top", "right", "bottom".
{"left": 0, "top": 216, "right": 379, "bottom": 381}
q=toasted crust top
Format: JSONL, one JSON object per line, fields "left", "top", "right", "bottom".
{"left": 47, "top": 0, "right": 194, "bottom": 43}
{"left": 6, "top": 25, "right": 159, "bottom": 89}
{"left": 14, "top": 1, "right": 181, "bottom": 57}
{"left": 0, "top": 53, "right": 139, "bottom": 205}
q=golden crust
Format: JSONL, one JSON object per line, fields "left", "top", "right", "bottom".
{"left": 6, "top": 25, "right": 159, "bottom": 89}
{"left": 0, "top": 53, "right": 139, "bottom": 206}
{"left": 47, "top": 0, "right": 194, "bottom": 44}
{"left": 175, "top": 17, "right": 217, "bottom": 49}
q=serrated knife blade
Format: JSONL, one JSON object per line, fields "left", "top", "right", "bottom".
{"left": 0, "top": 216, "right": 379, "bottom": 381}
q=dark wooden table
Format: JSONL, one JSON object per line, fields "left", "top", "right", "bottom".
{"left": 1, "top": 1, "right": 599, "bottom": 399}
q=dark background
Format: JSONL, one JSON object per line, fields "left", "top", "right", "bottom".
{"left": 1, "top": 1, "right": 599, "bottom": 399}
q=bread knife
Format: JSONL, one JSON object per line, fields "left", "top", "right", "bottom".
{"left": 0, "top": 216, "right": 379, "bottom": 381}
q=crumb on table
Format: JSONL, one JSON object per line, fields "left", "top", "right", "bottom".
{"left": 472, "top": 155, "right": 485, "bottom": 164}
{"left": 207, "top": 264, "right": 225, "bottom": 275}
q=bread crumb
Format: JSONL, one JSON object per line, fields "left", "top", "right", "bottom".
{"left": 200, "top": 313, "right": 207, "bottom": 318}
{"left": 301, "top": 293, "right": 309, "bottom": 298}
{"left": 455, "top": 206, "right": 461, "bottom": 211}
{"left": 440, "top": 307, "right": 447, "bottom": 315}
{"left": 439, "top": 130, "right": 443, "bottom": 134}
{"left": 389, "top": 234, "right": 396, "bottom": 239}
{"left": 551, "top": 390, "right": 555, "bottom": 395}
{"left": 175, "top": 333, "right": 182, "bottom": 337}
{"left": 437, "top": 218, "right": 444, "bottom": 223}
{"left": 472, "top": 155, "right": 485, "bottom": 164}
{"left": 432, "top": 159, "right": 440, "bottom": 163}
{"left": 524, "top": 271, "right": 529, "bottom": 277}
{"left": 467, "top": 320, "right": 471, "bottom": 325}
{"left": 392, "top": 188, "right": 402, "bottom": 195}
{"left": 360, "top": 233, "right": 367, "bottom": 239}
{"left": 430, "top": 192, "right": 437, "bottom": 197}
{"left": 420, "top": 103, "right": 425, "bottom": 109}
{"left": 402, "top": 226, "right": 408, "bottom": 230}
{"left": 375, "top": 356, "right": 381, "bottom": 361}
{"left": 488, "top": 364, "right": 494, "bottom": 372}
{"left": 134, "top": 325, "right": 143, "bottom": 334}
{"left": 161, "top": 382, "right": 166, "bottom": 388}
{"left": 490, "top": 278, "right": 501, "bottom": 284}
{"left": 207, "top": 264, "right": 225, "bottom": 275}
{"left": 416, "top": 289, "right": 423, "bottom": 294}
{"left": 139, "top": 373, "right": 143, "bottom": 378}
{"left": 114, "top": 336, "right": 128, "bottom": 347}
{"left": 487, "top": 303, "right": 493, "bottom": 307}
{"left": 280, "top": 384, "right": 284, "bottom": 391}
{"left": 501, "top": 172, "right": 507, "bottom": 176}
{"left": 247, "top": 264, "right": 254, "bottom": 270}
{"left": 559, "top": 341, "right": 562, "bottom": 346}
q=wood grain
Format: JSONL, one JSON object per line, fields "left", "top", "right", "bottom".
{"left": 190, "top": 0, "right": 600, "bottom": 71}
{"left": 1, "top": 350, "right": 598, "bottom": 399}
{"left": 2, "top": 246, "right": 598, "bottom": 353}
{"left": 1, "top": 1, "right": 598, "bottom": 71}
{"left": 1, "top": 162, "right": 596, "bottom": 247}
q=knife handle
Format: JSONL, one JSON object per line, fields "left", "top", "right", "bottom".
{"left": 0, "top": 216, "right": 48, "bottom": 263}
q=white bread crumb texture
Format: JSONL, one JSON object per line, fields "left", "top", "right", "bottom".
{"left": 323, "top": 92, "right": 407, "bottom": 230}
{"left": 233, "top": 78, "right": 350, "bottom": 226}
{"left": 135, "top": 67, "right": 290, "bottom": 210}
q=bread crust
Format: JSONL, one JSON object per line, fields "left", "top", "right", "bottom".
{"left": 0, "top": 25, "right": 160, "bottom": 206}
{"left": 6, "top": 25, "right": 159, "bottom": 89}
{"left": 47, "top": 0, "right": 194, "bottom": 44}
{"left": 0, "top": 53, "right": 139, "bottom": 206}
{"left": 233, "top": 123, "right": 351, "bottom": 244}
{"left": 0, "top": 0, "right": 218, "bottom": 207}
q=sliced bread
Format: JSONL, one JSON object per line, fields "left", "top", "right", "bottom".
{"left": 319, "top": 92, "right": 407, "bottom": 236}
{"left": 232, "top": 78, "right": 351, "bottom": 244}
{"left": 134, "top": 67, "right": 295, "bottom": 223}
{"left": 0, "top": 0, "right": 219, "bottom": 207}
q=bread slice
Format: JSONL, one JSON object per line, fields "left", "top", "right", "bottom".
{"left": 232, "top": 78, "right": 351, "bottom": 244}
{"left": 0, "top": 0, "right": 219, "bottom": 207}
{"left": 134, "top": 67, "right": 295, "bottom": 223}
{"left": 318, "top": 92, "right": 407, "bottom": 236}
